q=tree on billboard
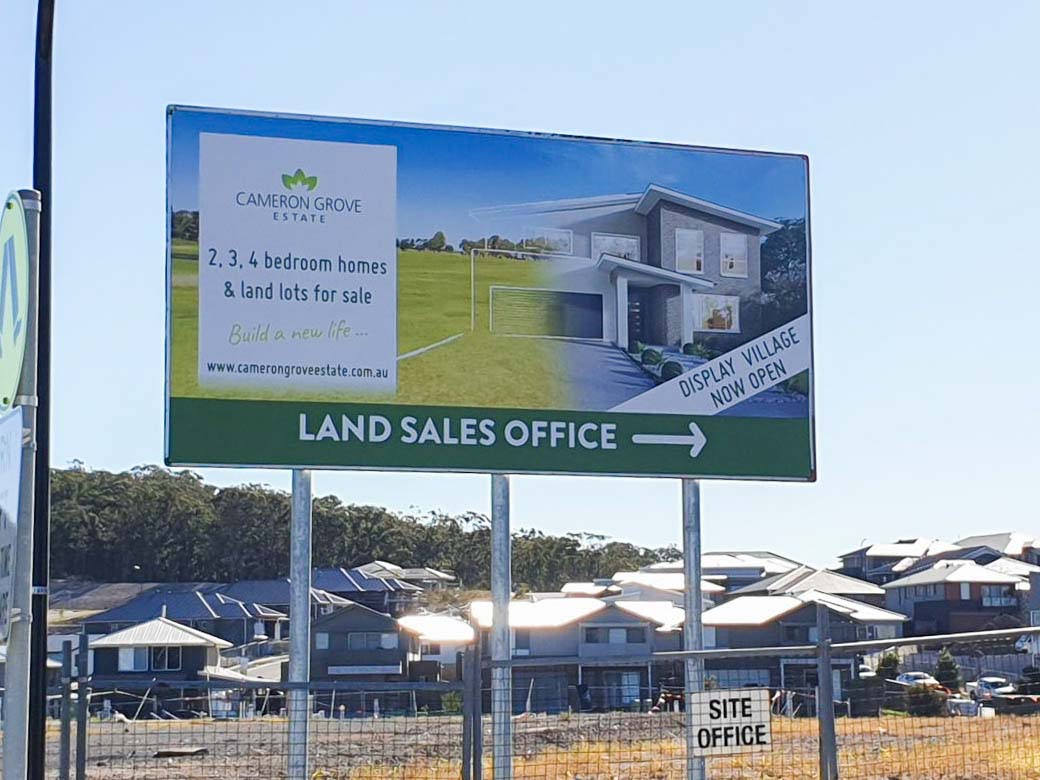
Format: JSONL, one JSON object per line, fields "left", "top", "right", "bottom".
{"left": 760, "top": 217, "right": 807, "bottom": 330}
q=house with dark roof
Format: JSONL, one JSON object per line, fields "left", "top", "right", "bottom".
{"left": 311, "top": 566, "right": 423, "bottom": 615}
{"left": 836, "top": 538, "right": 961, "bottom": 584}
{"left": 82, "top": 587, "right": 286, "bottom": 649}
{"left": 215, "top": 579, "right": 352, "bottom": 622}
{"left": 955, "top": 532, "right": 1040, "bottom": 565}
{"left": 306, "top": 601, "right": 420, "bottom": 685}
{"left": 882, "top": 561, "right": 1025, "bottom": 635}
{"left": 358, "top": 560, "right": 456, "bottom": 590}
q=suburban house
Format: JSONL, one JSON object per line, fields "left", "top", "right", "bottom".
{"left": 396, "top": 613, "right": 475, "bottom": 681}
{"left": 882, "top": 560, "right": 1024, "bottom": 635}
{"left": 701, "top": 591, "right": 906, "bottom": 700}
{"left": 215, "top": 579, "right": 352, "bottom": 623}
{"left": 305, "top": 600, "right": 420, "bottom": 684}
{"left": 469, "top": 597, "right": 686, "bottom": 713}
{"left": 311, "top": 566, "right": 424, "bottom": 615}
{"left": 836, "top": 538, "right": 961, "bottom": 584}
{"left": 359, "top": 560, "right": 456, "bottom": 591}
{"left": 643, "top": 551, "right": 803, "bottom": 592}
{"left": 728, "top": 566, "right": 886, "bottom": 606}
{"left": 81, "top": 587, "right": 287, "bottom": 650}
{"left": 955, "top": 532, "right": 1040, "bottom": 565}
{"left": 471, "top": 184, "right": 783, "bottom": 350}
{"left": 89, "top": 616, "right": 233, "bottom": 704}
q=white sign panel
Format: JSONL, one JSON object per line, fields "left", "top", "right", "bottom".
{"left": 198, "top": 132, "right": 397, "bottom": 394}
{"left": 0, "top": 407, "right": 23, "bottom": 641}
{"left": 689, "top": 688, "right": 772, "bottom": 757}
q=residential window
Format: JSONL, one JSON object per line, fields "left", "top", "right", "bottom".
{"left": 693, "top": 294, "right": 740, "bottom": 333}
{"left": 315, "top": 632, "right": 329, "bottom": 650}
{"left": 420, "top": 642, "right": 441, "bottom": 656}
{"left": 585, "top": 627, "right": 608, "bottom": 644}
{"left": 585, "top": 626, "right": 646, "bottom": 644}
{"left": 347, "top": 632, "right": 395, "bottom": 651}
{"left": 981, "top": 585, "right": 1016, "bottom": 607}
{"left": 960, "top": 583, "right": 971, "bottom": 600}
{"left": 514, "top": 629, "right": 531, "bottom": 651}
{"left": 149, "top": 646, "right": 181, "bottom": 672}
{"left": 675, "top": 228, "right": 705, "bottom": 274}
{"left": 117, "top": 647, "right": 148, "bottom": 672}
{"left": 626, "top": 627, "right": 646, "bottom": 644}
{"left": 720, "top": 233, "right": 749, "bottom": 278}
{"left": 591, "top": 232, "right": 640, "bottom": 263}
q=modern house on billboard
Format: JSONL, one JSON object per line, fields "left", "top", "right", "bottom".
{"left": 471, "top": 184, "right": 783, "bottom": 350}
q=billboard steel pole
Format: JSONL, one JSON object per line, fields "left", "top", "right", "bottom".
{"left": 490, "top": 473, "right": 513, "bottom": 779}
{"left": 288, "top": 469, "right": 312, "bottom": 780}
{"left": 682, "top": 479, "right": 706, "bottom": 780}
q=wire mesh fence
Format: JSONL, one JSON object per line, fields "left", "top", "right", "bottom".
{"left": 6, "top": 626, "right": 1040, "bottom": 779}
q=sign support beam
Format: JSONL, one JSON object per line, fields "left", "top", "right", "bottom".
{"left": 3, "top": 190, "right": 40, "bottom": 780}
{"left": 287, "top": 469, "right": 312, "bottom": 780}
{"left": 490, "top": 473, "right": 512, "bottom": 780}
{"left": 682, "top": 479, "right": 707, "bottom": 780}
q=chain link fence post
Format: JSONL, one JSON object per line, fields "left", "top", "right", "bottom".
{"left": 75, "top": 632, "right": 89, "bottom": 780}
{"left": 816, "top": 604, "right": 839, "bottom": 779}
{"left": 58, "top": 640, "right": 72, "bottom": 780}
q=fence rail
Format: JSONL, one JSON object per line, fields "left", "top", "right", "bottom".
{"left": 9, "top": 624, "right": 1040, "bottom": 778}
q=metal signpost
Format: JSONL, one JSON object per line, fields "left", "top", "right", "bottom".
{"left": 165, "top": 106, "right": 814, "bottom": 779}
{"left": 0, "top": 189, "right": 39, "bottom": 780}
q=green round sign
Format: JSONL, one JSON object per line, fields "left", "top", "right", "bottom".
{"left": 0, "top": 193, "right": 29, "bottom": 410}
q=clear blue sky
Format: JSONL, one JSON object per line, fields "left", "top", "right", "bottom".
{"left": 1, "top": 1, "right": 1038, "bottom": 568}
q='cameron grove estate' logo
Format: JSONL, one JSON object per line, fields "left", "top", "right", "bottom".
{"left": 235, "top": 169, "right": 362, "bottom": 224}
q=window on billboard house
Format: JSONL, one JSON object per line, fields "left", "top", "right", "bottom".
{"left": 694, "top": 294, "right": 740, "bottom": 333}
{"left": 675, "top": 228, "right": 704, "bottom": 274}
{"left": 720, "top": 232, "right": 749, "bottom": 278}
{"left": 591, "top": 232, "right": 640, "bottom": 263}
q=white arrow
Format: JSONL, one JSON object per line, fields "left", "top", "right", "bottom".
{"left": 630, "top": 422, "right": 707, "bottom": 458}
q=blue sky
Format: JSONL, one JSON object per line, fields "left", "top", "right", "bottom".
{"left": 1, "top": 1, "right": 1039, "bottom": 568}
{"left": 169, "top": 107, "right": 807, "bottom": 245}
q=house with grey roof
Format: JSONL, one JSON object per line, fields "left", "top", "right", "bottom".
{"left": 311, "top": 566, "right": 424, "bottom": 615}
{"left": 836, "top": 538, "right": 961, "bottom": 584}
{"left": 701, "top": 591, "right": 906, "bottom": 701}
{"left": 729, "top": 565, "right": 886, "bottom": 606}
{"left": 470, "top": 185, "right": 783, "bottom": 351}
{"left": 359, "top": 560, "right": 456, "bottom": 590}
{"left": 955, "top": 532, "right": 1040, "bottom": 565}
{"left": 882, "top": 560, "right": 1025, "bottom": 635}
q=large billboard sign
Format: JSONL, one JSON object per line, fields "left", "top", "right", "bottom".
{"left": 166, "top": 106, "right": 815, "bottom": 479}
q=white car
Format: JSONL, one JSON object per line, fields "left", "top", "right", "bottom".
{"left": 968, "top": 676, "right": 1015, "bottom": 701}
{"left": 895, "top": 671, "right": 941, "bottom": 689}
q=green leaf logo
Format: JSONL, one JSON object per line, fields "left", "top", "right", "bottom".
{"left": 281, "top": 169, "right": 319, "bottom": 191}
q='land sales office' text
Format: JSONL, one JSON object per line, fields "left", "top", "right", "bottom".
{"left": 299, "top": 414, "right": 617, "bottom": 450}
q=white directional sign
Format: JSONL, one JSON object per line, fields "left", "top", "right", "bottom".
{"left": 0, "top": 406, "right": 23, "bottom": 641}
{"left": 689, "top": 688, "right": 772, "bottom": 757}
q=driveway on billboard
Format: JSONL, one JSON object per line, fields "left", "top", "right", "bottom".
{"left": 556, "top": 341, "right": 656, "bottom": 411}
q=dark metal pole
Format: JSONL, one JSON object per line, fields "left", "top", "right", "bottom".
{"left": 29, "top": 2, "right": 55, "bottom": 778}
{"left": 75, "top": 633, "right": 88, "bottom": 780}
{"left": 58, "top": 641, "right": 71, "bottom": 780}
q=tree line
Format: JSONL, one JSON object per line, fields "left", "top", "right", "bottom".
{"left": 51, "top": 466, "right": 679, "bottom": 590}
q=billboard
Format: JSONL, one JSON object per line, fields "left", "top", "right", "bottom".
{"left": 166, "top": 106, "right": 814, "bottom": 479}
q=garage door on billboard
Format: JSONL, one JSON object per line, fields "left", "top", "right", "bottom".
{"left": 490, "top": 288, "right": 603, "bottom": 339}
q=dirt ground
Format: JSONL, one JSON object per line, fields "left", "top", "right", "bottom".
{"left": 34, "top": 710, "right": 1040, "bottom": 779}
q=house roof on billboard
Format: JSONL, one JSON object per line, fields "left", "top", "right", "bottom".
{"left": 882, "top": 561, "right": 1022, "bottom": 588}
{"left": 216, "top": 579, "right": 352, "bottom": 607}
{"left": 397, "top": 614, "right": 475, "bottom": 644}
{"left": 955, "top": 532, "right": 1038, "bottom": 557}
{"left": 90, "top": 616, "right": 233, "bottom": 649}
{"left": 730, "top": 566, "right": 884, "bottom": 598}
{"left": 612, "top": 571, "right": 725, "bottom": 594}
{"left": 703, "top": 591, "right": 906, "bottom": 627}
{"left": 312, "top": 566, "right": 422, "bottom": 593}
{"left": 87, "top": 587, "right": 285, "bottom": 625}
{"left": 595, "top": 254, "right": 716, "bottom": 289}
{"left": 469, "top": 184, "right": 783, "bottom": 234}
{"left": 469, "top": 598, "right": 606, "bottom": 629}
{"left": 633, "top": 185, "right": 783, "bottom": 234}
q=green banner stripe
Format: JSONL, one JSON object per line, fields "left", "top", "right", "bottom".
{"left": 168, "top": 397, "right": 814, "bottom": 480}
